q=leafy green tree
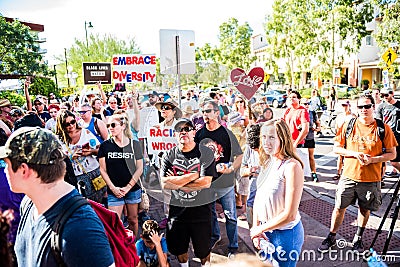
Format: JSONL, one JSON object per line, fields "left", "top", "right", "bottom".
{"left": 0, "top": 17, "right": 50, "bottom": 77}
{"left": 373, "top": 1, "right": 400, "bottom": 80}
{"left": 0, "top": 91, "right": 26, "bottom": 107}
{"left": 215, "top": 18, "right": 257, "bottom": 71}
{"left": 28, "top": 77, "right": 57, "bottom": 97}
{"left": 265, "top": 0, "right": 374, "bottom": 85}
{"left": 55, "top": 33, "right": 141, "bottom": 88}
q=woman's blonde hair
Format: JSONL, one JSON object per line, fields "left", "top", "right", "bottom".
{"left": 259, "top": 119, "right": 304, "bottom": 168}
{"left": 110, "top": 111, "right": 132, "bottom": 139}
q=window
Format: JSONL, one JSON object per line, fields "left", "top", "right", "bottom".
{"left": 366, "top": 35, "right": 372, "bottom": 46}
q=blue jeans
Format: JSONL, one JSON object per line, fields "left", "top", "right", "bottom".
{"left": 263, "top": 221, "right": 304, "bottom": 267}
{"left": 211, "top": 187, "right": 238, "bottom": 251}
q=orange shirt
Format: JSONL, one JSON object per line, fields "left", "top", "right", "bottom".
{"left": 336, "top": 119, "right": 398, "bottom": 182}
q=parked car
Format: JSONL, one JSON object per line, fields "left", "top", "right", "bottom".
{"left": 262, "top": 90, "right": 287, "bottom": 108}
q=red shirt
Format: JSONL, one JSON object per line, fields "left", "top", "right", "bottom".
{"left": 284, "top": 106, "right": 310, "bottom": 145}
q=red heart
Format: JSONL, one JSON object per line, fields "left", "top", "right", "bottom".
{"left": 230, "top": 67, "right": 264, "bottom": 100}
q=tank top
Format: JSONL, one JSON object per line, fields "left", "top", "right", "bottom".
{"left": 255, "top": 159, "right": 301, "bottom": 230}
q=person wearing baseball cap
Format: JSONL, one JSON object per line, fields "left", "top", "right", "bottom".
{"left": 161, "top": 118, "right": 217, "bottom": 266}
{"left": 0, "top": 127, "right": 114, "bottom": 267}
{"left": 33, "top": 97, "right": 51, "bottom": 123}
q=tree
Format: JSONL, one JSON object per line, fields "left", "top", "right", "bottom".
{"left": 264, "top": 0, "right": 374, "bottom": 86}
{"left": 215, "top": 18, "right": 257, "bottom": 71}
{"left": 0, "top": 17, "right": 50, "bottom": 77}
{"left": 373, "top": 1, "right": 400, "bottom": 80}
{"left": 55, "top": 33, "right": 141, "bottom": 88}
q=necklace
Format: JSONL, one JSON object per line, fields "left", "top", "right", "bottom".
{"left": 163, "top": 118, "right": 174, "bottom": 126}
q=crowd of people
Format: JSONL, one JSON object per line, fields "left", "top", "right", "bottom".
{"left": 0, "top": 78, "right": 398, "bottom": 267}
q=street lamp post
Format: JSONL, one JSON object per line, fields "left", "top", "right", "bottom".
{"left": 64, "top": 48, "right": 70, "bottom": 88}
{"left": 84, "top": 21, "right": 93, "bottom": 56}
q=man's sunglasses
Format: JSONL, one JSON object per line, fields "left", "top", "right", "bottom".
{"left": 107, "top": 122, "right": 122, "bottom": 128}
{"left": 161, "top": 105, "right": 173, "bottom": 111}
{"left": 176, "top": 126, "right": 194, "bottom": 133}
{"left": 202, "top": 109, "right": 217, "bottom": 113}
{"left": 78, "top": 110, "right": 90, "bottom": 115}
{"left": 357, "top": 104, "right": 373, "bottom": 110}
{"left": 63, "top": 119, "right": 76, "bottom": 127}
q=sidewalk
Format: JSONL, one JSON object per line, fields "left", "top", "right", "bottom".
{"left": 146, "top": 153, "right": 400, "bottom": 266}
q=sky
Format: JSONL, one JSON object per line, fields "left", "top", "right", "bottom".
{"left": 0, "top": 0, "right": 273, "bottom": 65}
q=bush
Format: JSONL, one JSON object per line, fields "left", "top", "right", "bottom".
{"left": 0, "top": 91, "right": 26, "bottom": 107}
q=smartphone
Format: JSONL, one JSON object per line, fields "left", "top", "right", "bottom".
{"left": 82, "top": 142, "right": 90, "bottom": 150}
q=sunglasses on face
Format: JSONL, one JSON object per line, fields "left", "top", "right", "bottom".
{"left": 63, "top": 119, "right": 76, "bottom": 127}
{"left": 161, "top": 105, "right": 173, "bottom": 111}
{"left": 357, "top": 104, "right": 373, "bottom": 110}
{"left": 34, "top": 102, "right": 43, "bottom": 106}
{"left": 381, "top": 94, "right": 389, "bottom": 97}
{"left": 107, "top": 122, "right": 122, "bottom": 128}
{"left": 78, "top": 110, "right": 90, "bottom": 114}
{"left": 202, "top": 109, "right": 216, "bottom": 113}
{"left": 236, "top": 101, "right": 244, "bottom": 103}
{"left": 176, "top": 126, "right": 194, "bottom": 133}
{"left": 302, "top": 102, "right": 310, "bottom": 105}
{"left": 109, "top": 102, "right": 117, "bottom": 104}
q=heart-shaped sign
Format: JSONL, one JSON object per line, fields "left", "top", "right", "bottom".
{"left": 230, "top": 67, "right": 264, "bottom": 100}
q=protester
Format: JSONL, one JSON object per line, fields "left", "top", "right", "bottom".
{"left": 250, "top": 119, "right": 304, "bottom": 266}
{"left": 161, "top": 118, "right": 217, "bottom": 266}
{"left": 309, "top": 89, "right": 322, "bottom": 111}
{"left": 257, "top": 107, "right": 274, "bottom": 123}
{"left": 318, "top": 94, "right": 397, "bottom": 253}
{"left": 155, "top": 99, "right": 182, "bottom": 128}
{"left": 98, "top": 112, "right": 143, "bottom": 236}
{"left": 125, "top": 92, "right": 140, "bottom": 141}
{"left": 182, "top": 105, "right": 194, "bottom": 119}
{"left": 92, "top": 97, "right": 110, "bottom": 122}
{"left": 194, "top": 100, "right": 243, "bottom": 258}
{"left": 283, "top": 91, "right": 310, "bottom": 149}
{"left": 55, "top": 110, "right": 106, "bottom": 203}
{"left": 45, "top": 104, "right": 60, "bottom": 133}
{"left": 239, "top": 124, "right": 261, "bottom": 226}
{"left": 301, "top": 98, "right": 321, "bottom": 182}
{"left": 0, "top": 209, "right": 14, "bottom": 267}
{"left": 9, "top": 108, "right": 25, "bottom": 125}
{"left": 328, "top": 86, "right": 337, "bottom": 111}
{"left": 33, "top": 97, "right": 51, "bottom": 122}
{"left": 0, "top": 100, "right": 14, "bottom": 130}
{"left": 0, "top": 127, "right": 114, "bottom": 266}
{"left": 136, "top": 220, "right": 169, "bottom": 267}
{"left": 106, "top": 96, "right": 119, "bottom": 116}
{"left": 333, "top": 101, "right": 356, "bottom": 180}
{"left": 376, "top": 89, "right": 400, "bottom": 178}
{"left": 78, "top": 103, "right": 108, "bottom": 143}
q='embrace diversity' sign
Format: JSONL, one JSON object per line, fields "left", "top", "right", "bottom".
{"left": 112, "top": 54, "right": 157, "bottom": 83}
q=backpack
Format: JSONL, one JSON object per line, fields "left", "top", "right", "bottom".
{"left": 345, "top": 118, "right": 385, "bottom": 149}
{"left": 51, "top": 195, "right": 139, "bottom": 267}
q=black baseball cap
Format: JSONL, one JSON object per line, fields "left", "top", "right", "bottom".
{"left": 174, "top": 118, "right": 194, "bottom": 131}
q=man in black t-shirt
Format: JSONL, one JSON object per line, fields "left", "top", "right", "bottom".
{"left": 160, "top": 118, "right": 217, "bottom": 266}
{"left": 194, "top": 100, "right": 243, "bottom": 258}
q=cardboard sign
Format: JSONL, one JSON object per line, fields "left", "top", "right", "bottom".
{"left": 230, "top": 67, "right": 264, "bottom": 100}
{"left": 112, "top": 54, "right": 157, "bottom": 83}
{"left": 82, "top": 63, "right": 112, "bottom": 85}
{"left": 147, "top": 126, "right": 177, "bottom": 154}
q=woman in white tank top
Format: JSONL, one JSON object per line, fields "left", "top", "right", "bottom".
{"left": 250, "top": 119, "right": 304, "bottom": 267}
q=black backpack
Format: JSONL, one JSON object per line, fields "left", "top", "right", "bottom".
{"left": 345, "top": 118, "right": 385, "bottom": 149}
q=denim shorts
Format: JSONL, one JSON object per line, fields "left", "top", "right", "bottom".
{"left": 108, "top": 188, "right": 142, "bottom": 207}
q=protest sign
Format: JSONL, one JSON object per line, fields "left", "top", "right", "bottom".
{"left": 147, "top": 126, "right": 177, "bottom": 154}
{"left": 112, "top": 54, "right": 156, "bottom": 83}
{"left": 82, "top": 63, "right": 112, "bottom": 85}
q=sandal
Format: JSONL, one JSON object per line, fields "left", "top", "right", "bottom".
{"left": 332, "top": 174, "right": 340, "bottom": 180}
{"left": 238, "top": 213, "right": 247, "bottom": 221}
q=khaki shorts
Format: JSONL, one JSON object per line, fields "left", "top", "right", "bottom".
{"left": 335, "top": 176, "right": 382, "bottom": 211}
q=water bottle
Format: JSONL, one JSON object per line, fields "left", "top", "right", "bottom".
{"left": 366, "top": 248, "right": 387, "bottom": 267}
{"left": 259, "top": 238, "right": 275, "bottom": 255}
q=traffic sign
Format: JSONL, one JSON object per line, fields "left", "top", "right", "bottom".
{"left": 382, "top": 48, "right": 397, "bottom": 66}
{"left": 384, "top": 66, "right": 395, "bottom": 73}
{"left": 264, "top": 74, "right": 270, "bottom": 83}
